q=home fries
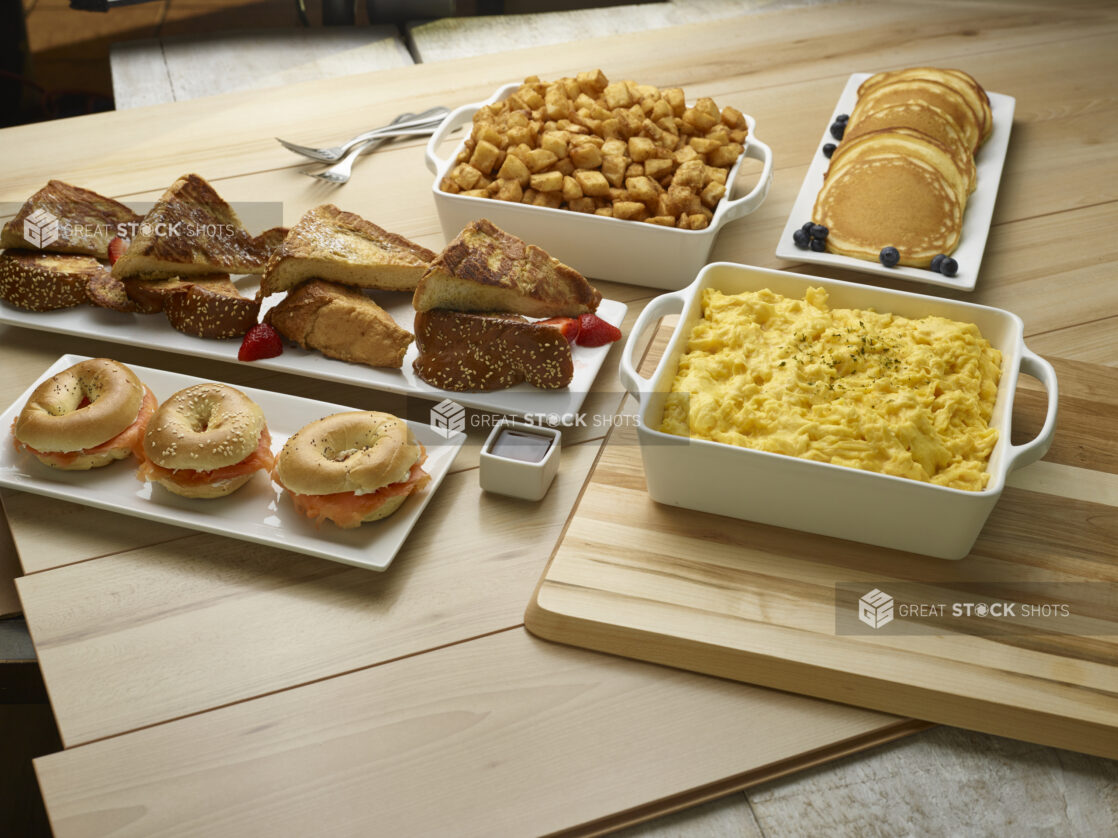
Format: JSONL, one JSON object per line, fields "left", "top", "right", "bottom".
{"left": 660, "top": 287, "right": 1002, "bottom": 491}
{"left": 440, "top": 70, "right": 748, "bottom": 230}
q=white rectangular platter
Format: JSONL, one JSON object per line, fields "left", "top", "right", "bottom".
{"left": 0, "top": 355, "right": 465, "bottom": 571}
{"left": 775, "top": 72, "right": 1015, "bottom": 291}
{"left": 0, "top": 288, "right": 628, "bottom": 419}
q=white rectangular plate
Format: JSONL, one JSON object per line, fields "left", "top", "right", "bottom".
{"left": 0, "top": 355, "right": 465, "bottom": 571}
{"left": 0, "top": 288, "right": 627, "bottom": 419}
{"left": 775, "top": 72, "right": 1015, "bottom": 291}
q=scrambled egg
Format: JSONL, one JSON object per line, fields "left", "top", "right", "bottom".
{"left": 660, "top": 287, "right": 1002, "bottom": 491}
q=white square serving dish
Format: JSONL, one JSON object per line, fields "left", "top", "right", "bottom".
{"left": 618, "top": 263, "right": 1059, "bottom": 559}
{"left": 425, "top": 82, "right": 773, "bottom": 290}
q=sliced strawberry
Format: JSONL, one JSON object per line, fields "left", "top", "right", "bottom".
{"left": 238, "top": 323, "right": 284, "bottom": 361}
{"left": 107, "top": 236, "right": 128, "bottom": 265}
{"left": 575, "top": 313, "right": 622, "bottom": 347}
{"left": 538, "top": 316, "right": 580, "bottom": 343}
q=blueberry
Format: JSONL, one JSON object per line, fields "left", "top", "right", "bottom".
{"left": 879, "top": 246, "right": 900, "bottom": 268}
{"left": 939, "top": 257, "right": 959, "bottom": 277}
{"left": 930, "top": 254, "right": 946, "bottom": 272}
{"left": 793, "top": 228, "right": 810, "bottom": 249}
{"left": 810, "top": 224, "right": 829, "bottom": 240}
{"left": 830, "top": 121, "right": 846, "bottom": 140}
{"left": 822, "top": 142, "right": 836, "bottom": 158}
{"left": 809, "top": 237, "right": 826, "bottom": 252}
{"left": 834, "top": 113, "right": 849, "bottom": 124}
{"left": 801, "top": 221, "right": 815, "bottom": 234}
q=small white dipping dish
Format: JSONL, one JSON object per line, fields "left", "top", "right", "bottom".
{"left": 480, "top": 419, "right": 562, "bottom": 501}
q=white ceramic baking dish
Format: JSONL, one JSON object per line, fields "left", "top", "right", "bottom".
{"left": 425, "top": 82, "right": 773, "bottom": 290}
{"left": 618, "top": 263, "right": 1059, "bottom": 559}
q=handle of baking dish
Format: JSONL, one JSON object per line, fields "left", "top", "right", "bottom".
{"left": 618, "top": 290, "right": 687, "bottom": 401}
{"left": 1005, "top": 348, "right": 1059, "bottom": 473}
{"left": 425, "top": 103, "right": 479, "bottom": 175}
{"left": 720, "top": 137, "right": 774, "bottom": 223}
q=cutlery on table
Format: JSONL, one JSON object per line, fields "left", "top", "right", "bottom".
{"left": 278, "top": 106, "right": 450, "bottom": 164}
{"left": 304, "top": 127, "right": 438, "bottom": 184}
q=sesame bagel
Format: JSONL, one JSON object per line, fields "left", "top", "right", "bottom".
{"left": 273, "top": 411, "right": 429, "bottom": 527}
{"left": 13, "top": 358, "right": 156, "bottom": 470}
{"left": 275, "top": 411, "right": 417, "bottom": 496}
{"left": 140, "top": 383, "right": 272, "bottom": 498}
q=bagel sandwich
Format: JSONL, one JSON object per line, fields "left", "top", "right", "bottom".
{"left": 12, "top": 358, "right": 157, "bottom": 470}
{"left": 272, "top": 411, "right": 430, "bottom": 528}
{"left": 137, "top": 383, "right": 275, "bottom": 498}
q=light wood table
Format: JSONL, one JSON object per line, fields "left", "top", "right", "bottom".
{"left": 3, "top": 1, "right": 1117, "bottom": 834}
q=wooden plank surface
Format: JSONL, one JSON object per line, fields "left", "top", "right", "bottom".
{"left": 0, "top": 498, "right": 24, "bottom": 618}
{"left": 528, "top": 357, "right": 1118, "bottom": 757}
{"left": 31, "top": 628, "right": 914, "bottom": 838}
{"left": 3, "top": 0, "right": 1116, "bottom": 834}
{"left": 18, "top": 441, "right": 603, "bottom": 746}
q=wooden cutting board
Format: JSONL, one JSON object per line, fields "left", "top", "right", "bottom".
{"left": 526, "top": 324, "right": 1118, "bottom": 759}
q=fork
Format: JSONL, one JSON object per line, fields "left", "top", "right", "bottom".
{"left": 278, "top": 106, "right": 450, "bottom": 163}
{"left": 304, "top": 126, "right": 440, "bottom": 184}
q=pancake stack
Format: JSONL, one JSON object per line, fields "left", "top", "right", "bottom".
{"left": 812, "top": 67, "right": 991, "bottom": 268}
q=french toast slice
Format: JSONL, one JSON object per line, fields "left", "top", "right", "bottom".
{"left": 1, "top": 181, "right": 141, "bottom": 259}
{"left": 0, "top": 250, "right": 107, "bottom": 311}
{"left": 264, "top": 279, "right": 413, "bottom": 368}
{"left": 412, "top": 309, "right": 574, "bottom": 391}
{"left": 122, "top": 273, "right": 258, "bottom": 338}
{"left": 260, "top": 205, "right": 434, "bottom": 297}
{"left": 412, "top": 219, "right": 601, "bottom": 318}
{"left": 85, "top": 273, "right": 137, "bottom": 313}
{"left": 112, "top": 174, "right": 276, "bottom": 279}
{"left": 163, "top": 280, "right": 260, "bottom": 339}
{"left": 123, "top": 274, "right": 240, "bottom": 314}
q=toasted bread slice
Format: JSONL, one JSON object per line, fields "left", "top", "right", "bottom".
{"left": 1, "top": 181, "right": 141, "bottom": 259}
{"left": 413, "top": 309, "right": 573, "bottom": 391}
{"left": 122, "top": 273, "right": 257, "bottom": 337}
{"left": 163, "top": 280, "right": 260, "bottom": 339}
{"left": 112, "top": 174, "right": 274, "bottom": 279}
{"left": 123, "top": 274, "right": 239, "bottom": 314}
{"left": 264, "top": 279, "right": 413, "bottom": 369}
{"left": 253, "top": 226, "right": 289, "bottom": 256}
{"left": 260, "top": 205, "right": 435, "bottom": 297}
{"left": 412, "top": 219, "right": 601, "bottom": 318}
{"left": 85, "top": 273, "right": 137, "bottom": 313}
{"left": 0, "top": 249, "right": 108, "bottom": 311}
